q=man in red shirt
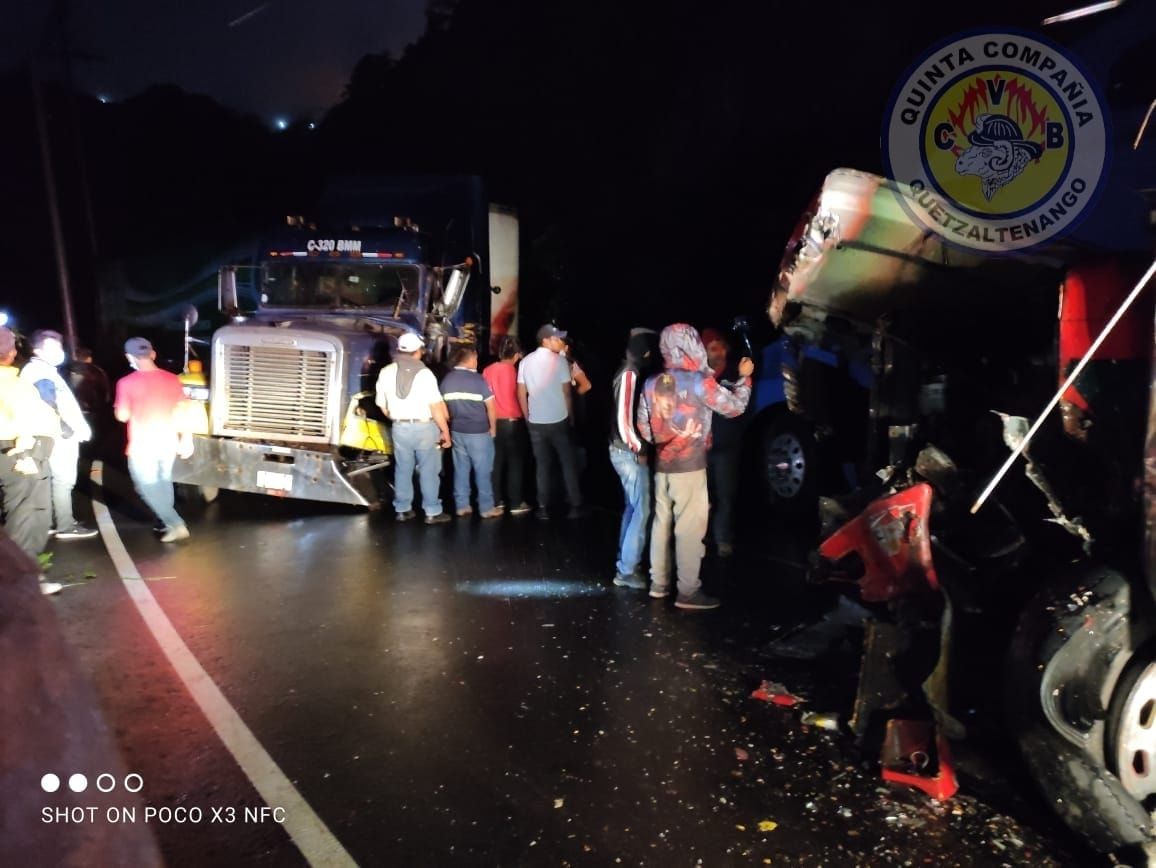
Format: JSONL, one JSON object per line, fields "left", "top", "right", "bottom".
{"left": 114, "top": 338, "right": 192, "bottom": 542}
{"left": 482, "top": 335, "right": 531, "bottom": 514}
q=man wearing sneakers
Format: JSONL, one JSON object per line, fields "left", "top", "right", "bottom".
{"left": 376, "top": 332, "right": 452, "bottom": 524}
{"left": 441, "top": 345, "right": 503, "bottom": 519}
{"left": 0, "top": 326, "right": 63, "bottom": 594}
{"left": 114, "top": 337, "right": 193, "bottom": 543}
{"left": 20, "top": 330, "right": 98, "bottom": 540}
{"left": 482, "top": 336, "right": 531, "bottom": 515}
{"left": 517, "top": 324, "right": 584, "bottom": 520}
{"left": 637, "top": 324, "right": 752, "bottom": 610}
{"left": 609, "top": 328, "right": 658, "bottom": 590}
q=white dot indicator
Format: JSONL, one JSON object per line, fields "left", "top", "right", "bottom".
{"left": 96, "top": 773, "right": 116, "bottom": 793}
{"left": 41, "top": 774, "right": 60, "bottom": 793}
{"left": 124, "top": 773, "right": 143, "bottom": 793}
{"left": 68, "top": 774, "right": 88, "bottom": 793}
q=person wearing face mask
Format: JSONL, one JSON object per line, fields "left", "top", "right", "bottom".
{"left": 20, "top": 330, "right": 97, "bottom": 540}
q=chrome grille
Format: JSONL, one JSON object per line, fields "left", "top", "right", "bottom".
{"left": 219, "top": 344, "right": 332, "bottom": 441}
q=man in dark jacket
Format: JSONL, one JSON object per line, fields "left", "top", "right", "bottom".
{"left": 638, "top": 324, "right": 753, "bottom": 610}
{"left": 441, "top": 345, "right": 503, "bottom": 519}
{"left": 608, "top": 328, "right": 658, "bottom": 589}
{"left": 701, "top": 328, "right": 747, "bottom": 557}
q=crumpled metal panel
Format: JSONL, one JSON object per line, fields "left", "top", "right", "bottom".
{"left": 817, "top": 482, "right": 940, "bottom": 602}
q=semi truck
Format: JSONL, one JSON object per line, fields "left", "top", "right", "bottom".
{"left": 172, "top": 176, "right": 518, "bottom": 508}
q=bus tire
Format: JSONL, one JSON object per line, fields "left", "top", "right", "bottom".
{"left": 1005, "top": 564, "right": 1155, "bottom": 856}
{"left": 760, "top": 411, "right": 818, "bottom": 516}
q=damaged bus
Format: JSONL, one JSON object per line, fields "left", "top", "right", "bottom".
{"left": 769, "top": 166, "right": 1155, "bottom": 862}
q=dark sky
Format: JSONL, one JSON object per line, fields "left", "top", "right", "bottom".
{"left": 4, "top": 0, "right": 428, "bottom": 118}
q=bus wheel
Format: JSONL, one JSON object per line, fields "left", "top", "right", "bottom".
{"left": 760, "top": 413, "right": 817, "bottom": 515}
{"left": 1006, "top": 565, "right": 1155, "bottom": 857}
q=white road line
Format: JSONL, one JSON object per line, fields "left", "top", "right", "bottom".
{"left": 89, "top": 461, "right": 357, "bottom": 868}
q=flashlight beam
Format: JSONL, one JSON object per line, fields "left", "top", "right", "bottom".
{"left": 971, "top": 255, "right": 1156, "bottom": 515}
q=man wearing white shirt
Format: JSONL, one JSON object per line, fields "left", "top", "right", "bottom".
{"left": 517, "top": 324, "right": 584, "bottom": 520}
{"left": 376, "top": 333, "right": 452, "bottom": 524}
{"left": 21, "top": 330, "right": 97, "bottom": 540}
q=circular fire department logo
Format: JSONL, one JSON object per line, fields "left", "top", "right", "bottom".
{"left": 883, "top": 31, "right": 1108, "bottom": 253}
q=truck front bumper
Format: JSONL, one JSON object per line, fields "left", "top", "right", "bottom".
{"left": 172, "top": 436, "right": 389, "bottom": 509}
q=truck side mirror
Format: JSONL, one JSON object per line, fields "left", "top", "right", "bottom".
{"left": 441, "top": 267, "right": 471, "bottom": 317}
{"left": 219, "top": 267, "right": 239, "bottom": 315}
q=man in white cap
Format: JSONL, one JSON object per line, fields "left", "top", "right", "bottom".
{"left": 114, "top": 337, "right": 193, "bottom": 542}
{"left": 376, "top": 332, "right": 452, "bottom": 524}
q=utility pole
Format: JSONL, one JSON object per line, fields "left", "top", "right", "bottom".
{"left": 52, "top": 0, "right": 100, "bottom": 261}
{"left": 31, "top": 68, "right": 79, "bottom": 356}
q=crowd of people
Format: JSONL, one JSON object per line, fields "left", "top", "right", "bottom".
{"left": 1, "top": 319, "right": 751, "bottom": 610}
{"left": 0, "top": 327, "right": 193, "bottom": 594}
{"left": 379, "top": 321, "right": 753, "bottom": 610}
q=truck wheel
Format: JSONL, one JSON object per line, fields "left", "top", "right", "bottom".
{"left": 1005, "top": 565, "right": 1155, "bottom": 856}
{"left": 175, "top": 484, "right": 219, "bottom": 506}
{"left": 760, "top": 413, "right": 817, "bottom": 515}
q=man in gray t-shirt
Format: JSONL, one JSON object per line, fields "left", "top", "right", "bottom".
{"left": 517, "top": 324, "right": 584, "bottom": 520}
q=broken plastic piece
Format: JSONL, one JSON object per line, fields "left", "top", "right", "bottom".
{"left": 750, "top": 681, "right": 803, "bottom": 707}
{"left": 800, "top": 711, "right": 840, "bottom": 731}
{"left": 880, "top": 719, "right": 959, "bottom": 801}
{"left": 817, "top": 483, "right": 940, "bottom": 602}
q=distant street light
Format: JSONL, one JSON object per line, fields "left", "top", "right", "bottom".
{"left": 274, "top": 118, "right": 288, "bottom": 131}
{"left": 0, "top": 311, "right": 9, "bottom": 328}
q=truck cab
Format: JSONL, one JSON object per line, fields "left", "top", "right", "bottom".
{"left": 173, "top": 179, "right": 518, "bottom": 508}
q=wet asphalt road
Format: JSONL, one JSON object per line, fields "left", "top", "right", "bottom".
{"left": 34, "top": 460, "right": 1101, "bottom": 867}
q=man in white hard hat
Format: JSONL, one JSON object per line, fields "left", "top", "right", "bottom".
{"left": 376, "top": 332, "right": 452, "bottom": 524}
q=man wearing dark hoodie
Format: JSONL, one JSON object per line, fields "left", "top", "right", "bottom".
{"left": 637, "top": 324, "right": 753, "bottom": 609}
{"left": 608, "top": 328, "right": 658, "bottom": 590}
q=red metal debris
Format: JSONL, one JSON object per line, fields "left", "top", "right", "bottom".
{"left": 817, "top": 483, "right": 940, "bottom": 602}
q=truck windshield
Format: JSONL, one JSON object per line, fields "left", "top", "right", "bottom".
{"left": 261, "top": 262, "right": 420, "bottom": 311}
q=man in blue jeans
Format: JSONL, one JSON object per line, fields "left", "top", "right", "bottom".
{"left": 114, "top": 337, "right": 193, "bottom": 543}
{"left": 441, "top": 345, "right": 503, "bottom": 519}
{"left": 608, "top": 328, "right": 658, "bottom": 589}
{"left": 375, "top": 333, "right": 452, "bottom": 524}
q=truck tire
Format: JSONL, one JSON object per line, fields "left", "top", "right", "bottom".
{"left": 760, "top": 412, "right": 818, "bottom": 516}
{"left": 175, "top": 484, "right": 220, "bottom": 506}
{"left": 1005, "top": 564, "right": 1155, "bottom": 856}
